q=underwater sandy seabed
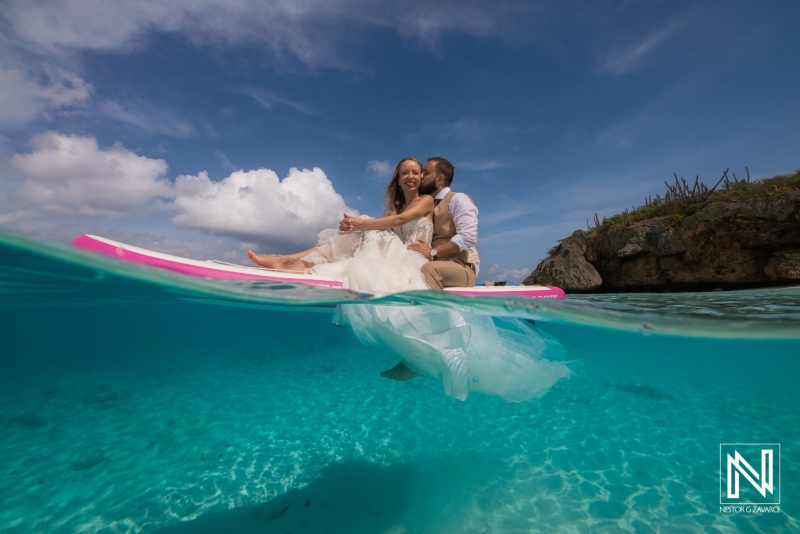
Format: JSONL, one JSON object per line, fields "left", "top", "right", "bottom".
{"left": 1, "top": 299, "right": 798, "bottom": 534}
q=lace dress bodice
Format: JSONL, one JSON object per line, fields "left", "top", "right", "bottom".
{"left": 394, "top": 217, "right": 434, "bottom": 246}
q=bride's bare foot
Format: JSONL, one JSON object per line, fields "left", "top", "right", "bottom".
{"left": 247, "top": 250, "right": 302, "bottom": 270}
{"left": 247, "top": 250, "right": 279, "bottom": 268}
{"left": 380, "top": 362, "right": 422, "bottom": 381}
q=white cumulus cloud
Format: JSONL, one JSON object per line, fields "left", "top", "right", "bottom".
{"left": 171, "top": 166, "right": 355, "bottom": 248}
{"left": 5, "top": 132, "right": 359, "bottom": 250}
{"left": 11, "top": 132, "right": 171, "bottom": 216}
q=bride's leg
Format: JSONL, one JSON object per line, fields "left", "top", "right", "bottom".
{"left": 247, "top": 247, "right": 316, "bottom": 269}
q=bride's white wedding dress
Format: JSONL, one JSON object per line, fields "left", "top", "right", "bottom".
{"left": 304, "top": 216, "right": 432, "bottom": 294}
{"left": 305, "top": 216, "right": 572, "bottom": 402}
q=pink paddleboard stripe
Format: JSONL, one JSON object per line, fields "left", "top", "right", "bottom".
{"left": 70, "top": 235, "right": 342, "bottom": 287}
{"left": 70, "top": 234, "right": 565, "bottom": 299}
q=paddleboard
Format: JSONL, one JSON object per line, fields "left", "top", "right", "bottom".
{"left": 71, "top": 234, "right": 565, "bottom": 299}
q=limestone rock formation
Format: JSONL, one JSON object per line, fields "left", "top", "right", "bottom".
{"left": 526, "top": 190, "right": 800, "bottom": 292}
{"left": 523, "top": 230, "right": 602, "bottom": 291}
{"left": 764, "top": 253, "right": 800, "bottom": 280}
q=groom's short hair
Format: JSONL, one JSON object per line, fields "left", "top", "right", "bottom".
{"left": 428, "top": 157, "right": 454, "bottom": 186}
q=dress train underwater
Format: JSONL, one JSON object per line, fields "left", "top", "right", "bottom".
{"left": 306, "top": 217, "right": 572, "bottom": 401}
{"left": 339, "top": 304, "right": 571, "bottom": 402}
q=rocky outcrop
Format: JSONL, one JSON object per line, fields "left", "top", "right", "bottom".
{"left": 526, "top": 190, "right": 800, "bottom": 292}
{"left": 522, "top": 230, "right": 602, "bottom": 291}
{"left": 765, "top": 254, "right": 800, "bottom": 280}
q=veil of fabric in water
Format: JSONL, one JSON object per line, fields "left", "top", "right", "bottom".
{"left": 338, "top": 304, "right": 571, "bottom": 401}
{"left": 304, "top": 219, "right": 572, "bottom": 401}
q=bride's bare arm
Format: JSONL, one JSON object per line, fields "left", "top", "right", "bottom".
{"left": 342, "top": 196, "right": 433, "bottom": 231}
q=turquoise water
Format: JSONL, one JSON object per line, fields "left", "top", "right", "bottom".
{"left": 1, "top": 232, "right": 798, "bottom": 533}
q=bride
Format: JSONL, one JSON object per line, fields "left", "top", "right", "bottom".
{"left": 247, "top": 157, "right": 433, "bottom": 294}
{"left": 248, "top": 157, "right": 572, "bottom": 401}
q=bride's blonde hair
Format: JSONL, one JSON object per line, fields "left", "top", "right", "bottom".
{"left": 383, "top": 157, "right": 422, "bottom": 216}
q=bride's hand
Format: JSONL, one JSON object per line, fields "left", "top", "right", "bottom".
{"left": 347, "top": 218, "right": 368, "bottom": 231}
{"left": 339, "top": 213, "right": 355, "bottom": 231}
{"left": 339, "top": 213, "right": 367, "bottom": 232}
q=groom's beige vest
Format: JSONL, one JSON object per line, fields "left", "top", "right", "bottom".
{"left": 432, "top": 192, "right": 480, "bottom": 265}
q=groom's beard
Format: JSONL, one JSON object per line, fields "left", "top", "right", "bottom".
{"left": 418, "top": 181, "right": 437, "bottom": 196}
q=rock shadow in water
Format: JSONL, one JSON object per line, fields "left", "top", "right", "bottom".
{"left": 156, "top": 456, "right": 501, "bottom": 534}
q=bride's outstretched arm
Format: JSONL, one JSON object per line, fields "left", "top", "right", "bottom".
{"left": 340, "top": 196, "right": 433, "bottom": 232}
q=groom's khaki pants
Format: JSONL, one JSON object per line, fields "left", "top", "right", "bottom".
{"left": 421, "top": 261, "right": 476, "bottom": 290}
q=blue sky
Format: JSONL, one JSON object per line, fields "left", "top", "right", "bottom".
{"left": 1, "top": 0, "right": 798, "bottom": 282}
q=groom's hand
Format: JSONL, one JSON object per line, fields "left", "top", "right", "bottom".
{"left": 408, "top": 238, "right": 432, "bottom": 260}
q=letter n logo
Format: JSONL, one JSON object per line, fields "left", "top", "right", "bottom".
{"left": 720, "top": 443, "right": 780, "bottom": 505}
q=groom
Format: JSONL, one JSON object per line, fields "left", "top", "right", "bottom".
{"left": 382, "top": 157, "right": 480, "bottom": 381}
{"left": 408, "top": 157, "right": 480, "bottom": 289}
